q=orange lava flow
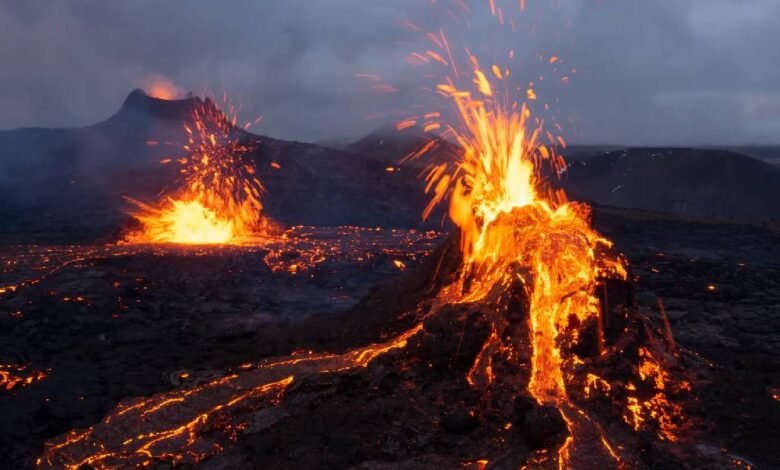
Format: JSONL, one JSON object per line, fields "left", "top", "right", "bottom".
{"left": 37, "top": 323, "right": 422, "bottom": 469}
{"left": 623, "top": 347, "right": 688, "bottom": 442}
{"left": 125, "top": 96, "right": 265, "bottom": 245}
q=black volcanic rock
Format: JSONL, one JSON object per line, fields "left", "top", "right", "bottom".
{"left": 255, "top": 137, "right": 438, "bottom": 228}
{"left": 520, "top": 405, "right": 568, "bottom": 449}
{"left": 1, "top": 208, "right": 778, "bottom": 468}
{"left": 441, "top": 410, "right": 480, "bottom": 434}
{"left": 101, "top": 89, "right": 203, "bottom": 130}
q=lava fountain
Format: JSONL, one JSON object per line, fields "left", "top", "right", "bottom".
{"left": 124, "top": 94, "right": 266, "bottom": 245}
{"left": 422, "top": 73, "right": 626, "bottom": 406}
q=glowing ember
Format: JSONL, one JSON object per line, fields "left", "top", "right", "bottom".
{"left": 125, "top": 95, "right": 265, "bottom": 245}
{"left": 623, "top": 347, "right": 688, "bottom": 442}
{"left": 0, "top": 364, "right": 48, "bottom": 392}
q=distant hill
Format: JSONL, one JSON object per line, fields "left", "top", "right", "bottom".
{"left": 562, "top": 148, "right": 780, "bottom": 222}
{"left": 559, "top": 145, "right": 627, "bottom": 161}
{"left": 345, "top": 123, "right": 460, "bottom": 171}
{"left": 710, "top": 146, "right": 780, "bottom": 167}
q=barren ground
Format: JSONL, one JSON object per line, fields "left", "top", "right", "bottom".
{"left": 1, "top": 208, "right": 778, "bottom": 469}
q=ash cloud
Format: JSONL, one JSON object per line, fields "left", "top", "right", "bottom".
{"left": 1, "top": 0, "right": 779, "bottom": 145}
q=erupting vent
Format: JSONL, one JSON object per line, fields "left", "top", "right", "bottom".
{"left": 125, "top": 95, "right": 265, "bottom": 245}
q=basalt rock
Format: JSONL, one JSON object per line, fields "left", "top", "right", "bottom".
{"left": 441, "top": 410, "right": 480, "bottom": 435}
{"left": 521, "top": 405, "right": 568, "bottom": 450}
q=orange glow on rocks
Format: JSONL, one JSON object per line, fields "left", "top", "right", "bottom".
{"left": 139, "top": 75, "right": 183, "bottom": 100}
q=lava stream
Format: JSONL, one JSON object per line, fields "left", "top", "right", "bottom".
{"left": 37, "top": 325, "right": 422, "bottom": 469}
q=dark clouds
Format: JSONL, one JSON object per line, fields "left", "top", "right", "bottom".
{"left": 1, "top": 0, "right": 778, "bottom": 145}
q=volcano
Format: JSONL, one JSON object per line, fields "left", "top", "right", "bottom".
{"left": 2, "top": 0, "right": 779, "bottom": 467}
{"left": 0, "top": 86, "right": 777, "bottom": 469}
{"left": 5, "top": 63, "right": 772, "bottom": 468}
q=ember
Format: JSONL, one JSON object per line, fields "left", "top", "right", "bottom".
{"left": 0, "top": 364, "right": 48, "bottom": 392}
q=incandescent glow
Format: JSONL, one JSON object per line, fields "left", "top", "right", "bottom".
{"left": 37, "top": 324, "right": 422, "bottom": 469}
{"left": 404, "top": 5, "right": 633, "bottom": 461}
{"left": 1, "top": 364, "right": 48, "bottom": 392}
{"left": 128, "top": 198, "right": 235, "bottom": 245}
{"left": 140, "top": 75, "right": 183, "bottom": 100}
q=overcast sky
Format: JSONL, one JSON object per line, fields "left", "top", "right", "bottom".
{"left": 1, "top": 0, "right": 779, "bottom": 145}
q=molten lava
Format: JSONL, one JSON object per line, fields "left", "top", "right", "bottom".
{"left": 37, "top": 326, "right": 420, "bottom": 469}
{"left": 127, "top": 198, "right": 235, "bottom": 245}
{"left": 419, "top": 68, "right": 625, "bottom": 405}
{"left": 409, "top": 61, "right": 634, "bottom": 465}
{"left": 125, "top": 95, "right": 265, "bottom": 245}
{"left": 0, "top": 364, "right": 48, "bottom": 392}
